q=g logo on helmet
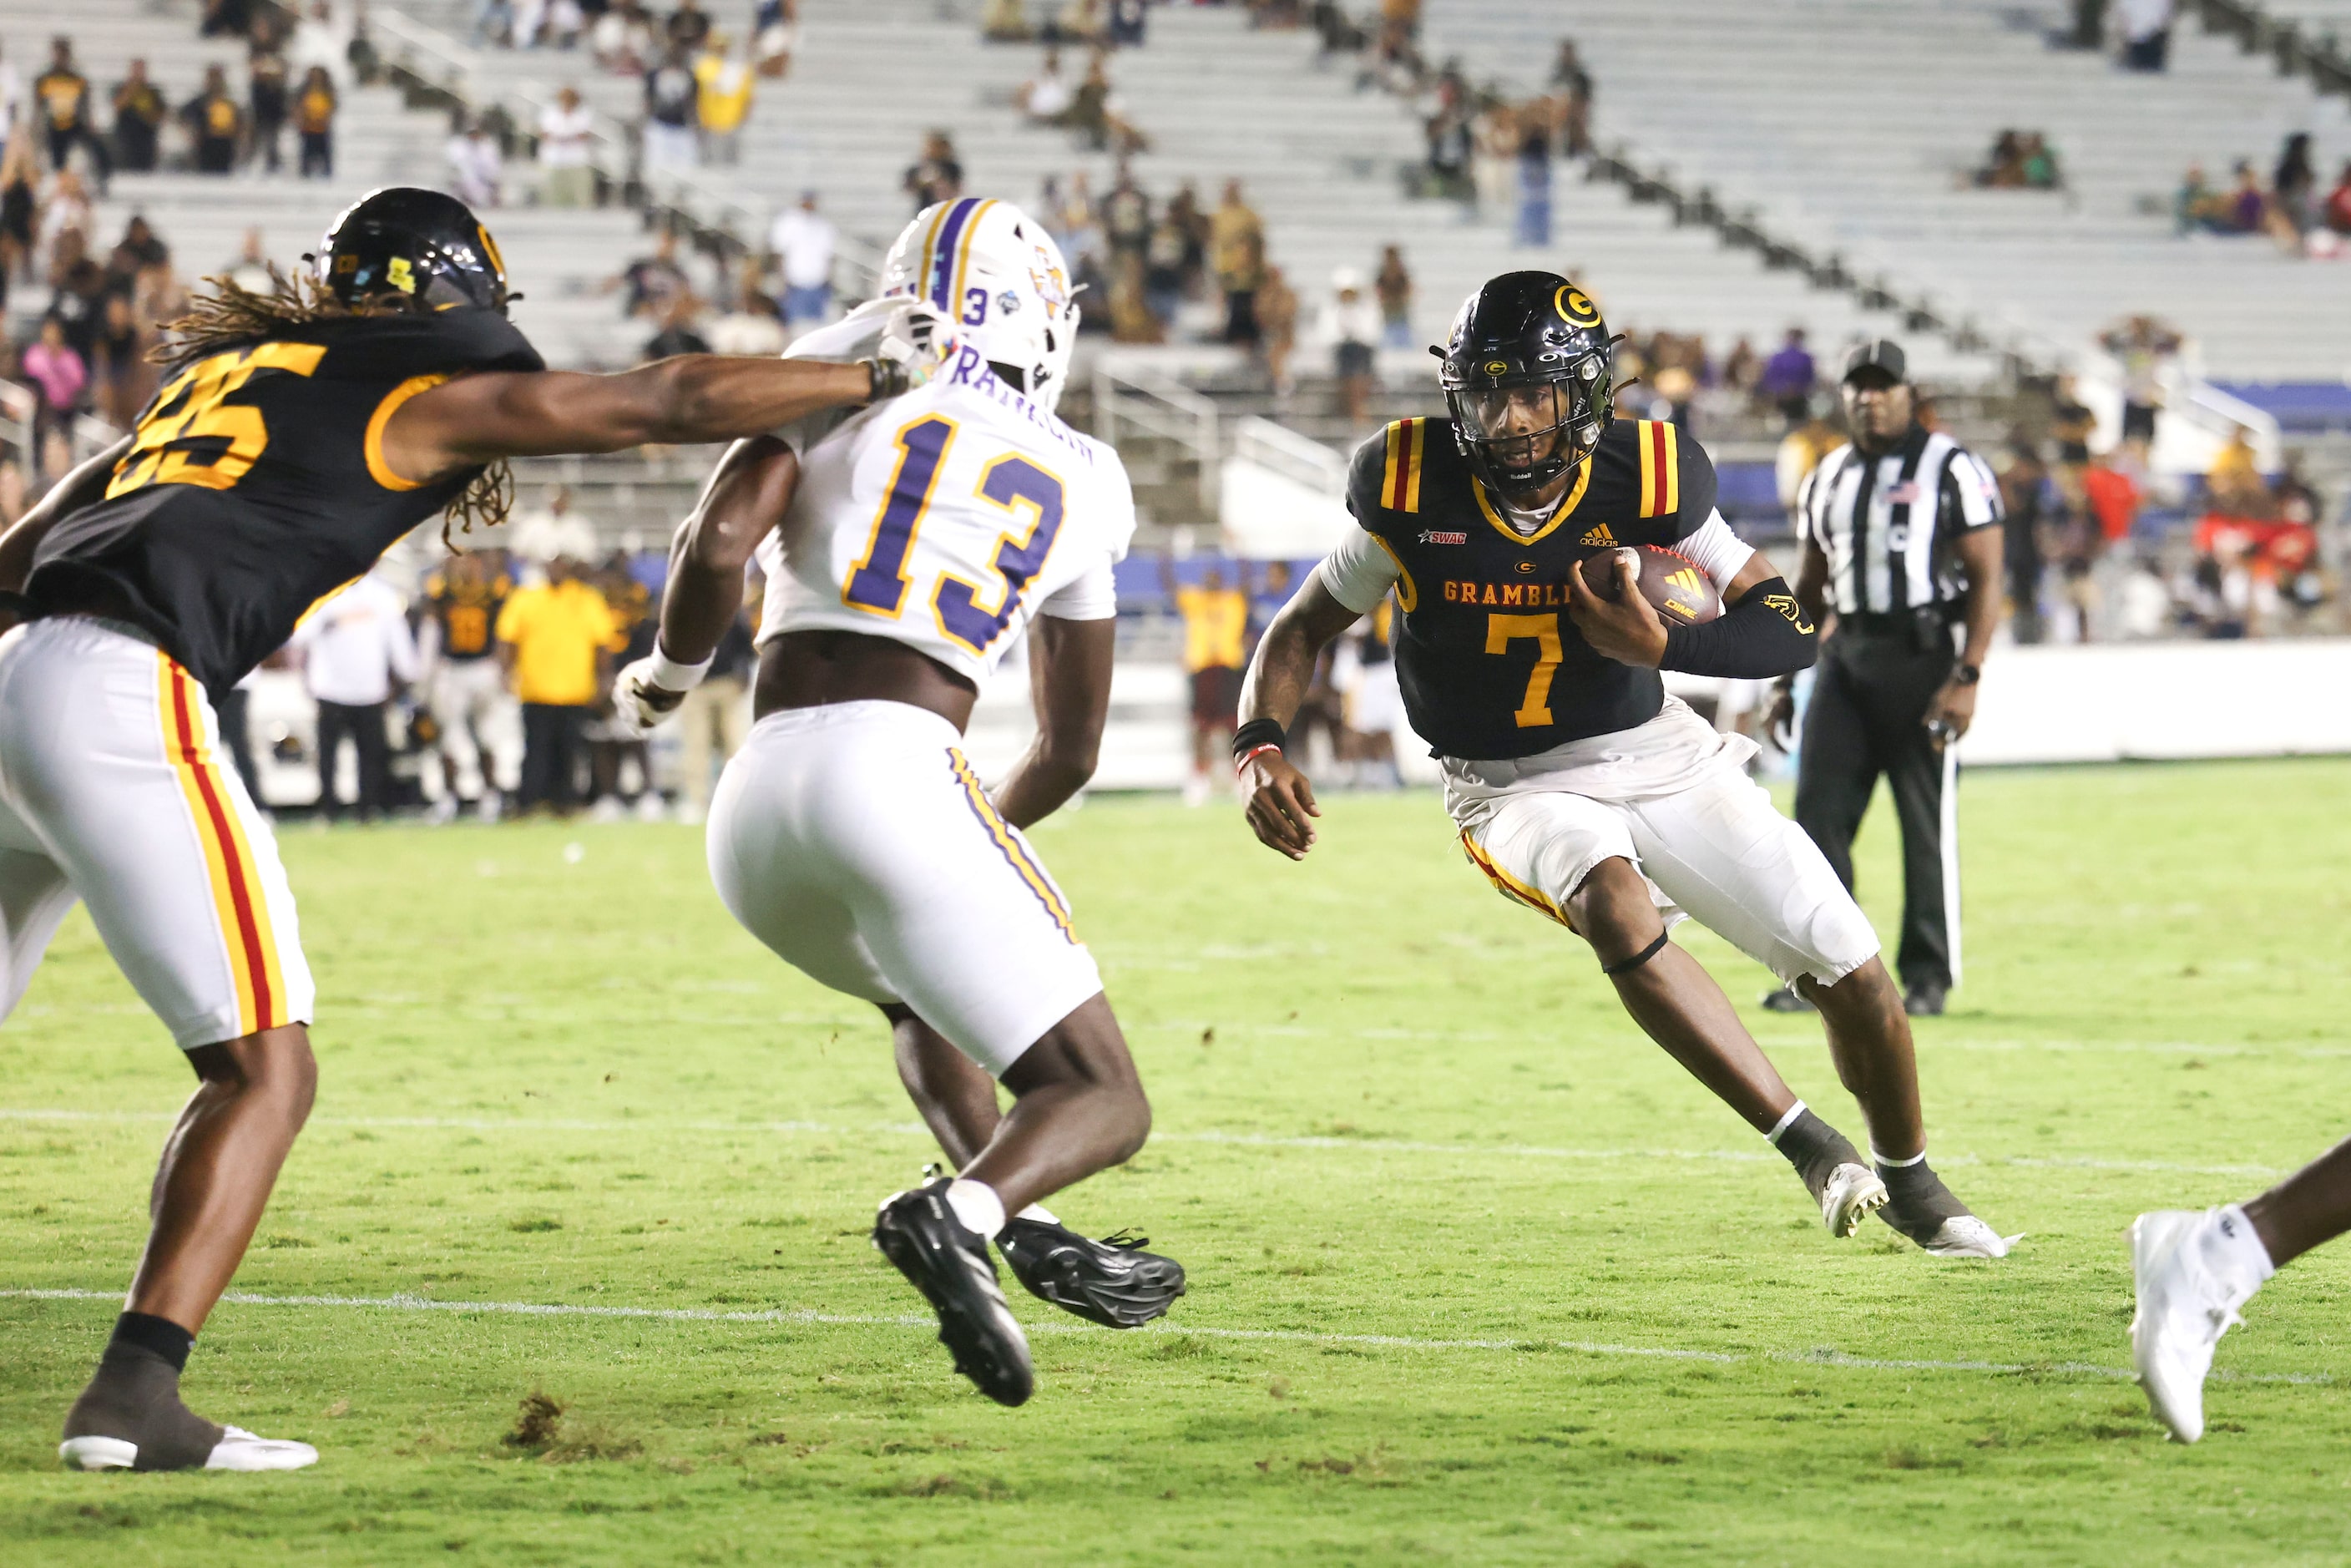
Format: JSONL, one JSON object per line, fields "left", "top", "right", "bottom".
{"left": 1484, "top": 359, "right": 1510, "bottom": 377}
{"left": 1554, "top": 285, "right": 1600, "bottom": 328}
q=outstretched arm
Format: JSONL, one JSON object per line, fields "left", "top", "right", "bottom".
{"left": 994, "top": 615, "right": 1116, "bottom": 829}
{"left": 0, "top": 435, "right": 134, "bottom": 602}
{"left": 379, "top": 301, "right": 949, "bottom": 484}
{"left": 1236, "top": 574, "right": 1362, "bottom": 860}
{"left": 609, "top": 436, "right": 799, "bottom": 730}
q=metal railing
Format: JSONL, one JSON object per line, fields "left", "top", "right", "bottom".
{"left": 1090, "top": 361, "right": 1221, "bottom": 511}
{"left": 1230, "top": 414, "right": 1346, "bottom": 497}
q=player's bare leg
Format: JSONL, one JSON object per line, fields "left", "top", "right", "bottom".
{"left": 61, "top": 1025, "right": 320, "bottom": 1471}
{"left": 1564, "top": 859, "right": 1884, "bottom": 1237}
{"left": 1798, "top": 959, "right": 2009, "bottom": 1257}
{"left": 2132, "top": 1137, "right": 2351, "bottom": 1442}
{"left": 887, "top": 1006, "right": 1186, "bottom": 1333}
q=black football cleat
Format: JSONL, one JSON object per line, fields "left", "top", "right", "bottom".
{"left": 1903, "top": 983, "right": 1947, "bottom": 1018}
{"left": 999, "top": 1220, "right": 1187, "bottom": 1329}
{"left": 872, "top": 1178, "right": 1034, "bottom": 1406}
{"left": 1759, "top": 986, "right": 1816, "bottom": 1014}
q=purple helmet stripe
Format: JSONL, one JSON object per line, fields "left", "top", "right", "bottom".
{"left": 926, "top": 198, "right": 981, "bottom": 311}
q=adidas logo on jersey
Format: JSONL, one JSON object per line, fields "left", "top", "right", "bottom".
{"left": 1578, "top": 524, "right": 1616, "bottom": 547}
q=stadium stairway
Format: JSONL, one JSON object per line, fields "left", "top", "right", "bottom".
{"left": 1423, "top": 0, "right": 2351, "bottom": 386}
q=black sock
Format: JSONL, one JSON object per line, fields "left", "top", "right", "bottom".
{"left": 64, "top": 1331, "right": 223, "bottom": 1470}
{"left": 1874, "top": 1155, "right": 1971, "bottom": 1238}
{"left": 1770, "top": 1106, "right": 1865, "bottom": 1198}
{"left": 111, "top": 1312, "right": 195, "bottom": 1373}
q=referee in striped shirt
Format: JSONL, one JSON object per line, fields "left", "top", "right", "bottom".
{"left": 1766, "top": 340, "right": 2004, "bottom": 1018}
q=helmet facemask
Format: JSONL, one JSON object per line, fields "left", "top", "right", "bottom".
{"left": 1448, "top": 351, "right": 1610, "bottom": 502}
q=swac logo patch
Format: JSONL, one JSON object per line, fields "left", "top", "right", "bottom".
{"left": 1555, "top": 285, "right": 1600, "bottom": 328}
{"left": 1578, "top": 523, "right": 1616, "bottom": 546}
{"left": 1418, "top": 529, "right": 1467, "bottom": 545}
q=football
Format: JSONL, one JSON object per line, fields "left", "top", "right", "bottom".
{"left": 1576, "top": 544, "right": 1724, "bottom": 628}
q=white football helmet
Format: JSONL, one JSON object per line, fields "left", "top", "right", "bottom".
{"left": 881, "top": 198, "right": 1078, "bottom": 412}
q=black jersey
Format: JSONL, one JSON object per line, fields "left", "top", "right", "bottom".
{"left": 1347, "top": 414, "right": 1717, "bottom": 760}
{"left": 27, "top": 308, "right": 543, "bottom": 698}
{"left": 422, "top": 565, "right": 513, "bottom": 662}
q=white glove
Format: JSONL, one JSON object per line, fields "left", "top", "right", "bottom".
{"left": 609, "top": 656, "right": 690, "bottom": 736}
{"left": 874, "top": 297, "right": 958, "bottom": 391}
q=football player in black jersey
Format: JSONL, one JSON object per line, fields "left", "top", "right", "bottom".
{"left": 1237, "top": 272, "right": 2012, "bottom": 1261}
{"left": 0, "top": 187, "right": 952, "bottom": 1472}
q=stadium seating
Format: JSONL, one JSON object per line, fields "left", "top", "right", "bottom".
{"left": 1422, "top": 0, "right": 2351, "bottom": 383}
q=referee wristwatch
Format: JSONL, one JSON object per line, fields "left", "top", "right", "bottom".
{"left": 1951, "top": 663, "right": 1981, "bottom": 685}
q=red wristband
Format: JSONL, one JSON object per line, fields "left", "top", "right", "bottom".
{"left": 1235, "top": 742, "right": 1283, "bottom": 776}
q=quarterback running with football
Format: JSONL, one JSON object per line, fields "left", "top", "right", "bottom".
{"left": 612, "top": 198, "right": 1181, "bottom": 1407}
{"left": 1237, "top": 272, "right": 2011, "bottom": 1257}
{"left": 0, "top": 187, "right": 949, "bottom": 1471}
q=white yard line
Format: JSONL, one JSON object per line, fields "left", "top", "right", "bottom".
{"left": 0, "top": 1107, "right": 2287, "bottom": 1179}
{"left": 0, "top": 1286, "right": 2328, "bottom": 1386}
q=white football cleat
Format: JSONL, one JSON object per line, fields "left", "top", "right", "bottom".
{"left": 1914, "top": 1216, "right": 2023, "bottom": 1259}
{"left": 60, "top": 1426, "right": 319, "bottom": 1472}
{"left": 2131, "top": 1209, "right": 2257, "bottom": 1444}
{"left": 1818, "top": 1161, "right": 1888, "bottom": 1238}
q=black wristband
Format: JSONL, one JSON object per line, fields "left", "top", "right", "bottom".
{"left": 862, "top": 357, "right": 909, "bottom": 403}
{"left": 1231, "top": 717, "right": 1286, "bottom": 761}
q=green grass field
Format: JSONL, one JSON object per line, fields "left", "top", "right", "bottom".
{"left": 4, "top": 759, "right": 2350, "bottom": 1565}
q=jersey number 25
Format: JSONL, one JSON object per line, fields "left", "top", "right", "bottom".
{"left": 842, "top": 415, "right": 1064, "bottom": 655}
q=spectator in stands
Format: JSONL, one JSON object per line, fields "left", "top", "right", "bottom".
{"left": 2207, "top": 426, "right": 2264, "bottom": 516}
{"left": 1551, "top": 38, "right": 1592, "bottom": 156}
{"left": 537, "top": 86, "right": 598, "bottom": 207}
{"left": 1108, "top": 0, "right": 1146, "bottom": 47}
{"left": 2273, "top": 134, "right": 2317, "bottom": 236}
{"left": 1103, "top": 165, "right": 1150, "bottom": 273}
{"left": 1211, "top": 180, "right": 1264, "bottom": 345}
{"left": 1373, "top": 244, "right": 1412, "bottom": 348}
{"left": 2175, "top": 162, "right": 2228, "bottom": 234}
{"left": 1775, "top": 395, "right": 1842, "bottom": 515}
{"left": 36, "top": 171, "right": 92, "bottom": 278}
{"left": 293, "top": 68, "right": 337, "bottom": 180}
{"left": 1424, "top": 106, "right": 1472, "bottom": 203}
{"left": 2050, "top": 374, "right": 2096, "bottom": 465}
{"left": 902, "top": 130, "right": 963, "bottom": 213}
{"left": 93, "top": 291, "right": 145, "bottom": 430}
{"left": 296, "top": 570, "right": 417, "bottom": 823}
{"left": 1322, "top": 266, "right": 1381, "bottom": 426}
{"left": 2115, "top": 0, "right": 2173, "bottom": 72}
{"left": 202, "top": 0, "right": 255, "bottom": 39}
{"left": 48, "top": 242, "right": 105, "bottom": 366}
{"left": 0, "top": 139, "right": 34, "bottom": 303}
{"left": 753, "top": 0, "right": 798, "bottom": 77}
{"left": 33, "top": 39, "right": 107, "bottom": 193}
{"left": 183, "top": 65, "right": 246, "bottom": 175}
{"left": 1722, "top": 335, "right": 1759, "bottom": 399}
{"left": 508, "top": 484, "right": 598, "bottom": 567}
{"left": 1756, "top": 328, "right": 1816, "bottom": 426}
{"left": 2223, "top": 160, "right": 2267, "bottom": 234}
{"left": 249, "top": 18, "right": 292, "bottom": 175}
{"left": 498, "top": 554, "right": 619, "bottom": 817}
{"left": 1976, "top": 129, "right": 2026, "bottom": 189}
{"left": 668, "top": 0, "right": 713, "bottom": 53}
{"left": 107, "top": 215, "right": 167, "bottom": 282}
{"left": 224, "top": 228, "right": 272, "bottom": 293}
{"left": 643, "top": 293, "right": 711, "bottom": 358}
{"left": 446, "top": 117, "right": 504, "bottom": 208}
{"left": 644, "top": 46, "right": 700, "bottom": 170}
{"left": 695, "top": 33, "right": 755, "bottom": 164}
{"left": 1514, "top": 113, "right": 1553, "bottom": 247}
{"left": 2020, "top": 133, "right": 2060, "bottom": 190}
{"left": 1258, "top": 262, "right": 1299, "bottom": 396}
{"left": 22, "top": 316, "right": 85, "bottom": 475}
{"left": 982, "top": 0, "right": 1033, "bottom": 44}
{"left": 1046, "top": 0, "right": 1106, "bottom": 46}
{"left": 110, "top": 62, "right": 169, "bottom": 175}
{"left": 767, "top": 192, "right": 835, "bottom": 332}
{"left": 1141, "top": 207, "right": 1185, "bottom": 331}
{"left": 2328, "top": 161, "right": 2351, "bottom": 235}
{"left": 1017, "top": 48, "right": 1073, "bottom": 122}
{"left": 612, "top": 228, "right": 692, "bottom": 318}
{"left": 1998, "top": 437, "right": 2054, "bottom": 644}
{"left": 1053, "top": 50, "right": 1121, "bottom": 153}
{"left": 290, "top": 1, "right": 353, "bottom": 89}
{"left": 594, "top": 0, "right": 660, "bottom": 73}
{"left": 1164, "top": 179, "right": 1208, "bottom": 296}
{"left": 707, "top": 278, "right": 785, "bottom": 356}
{"left": 0, "top": 44, "right": 23, "bottom": 135}
{"left": 474, "top": 0, "right": 516, "bottom": 48}
{"left": 513, "top": 0, "right": 586, "bottom": 50}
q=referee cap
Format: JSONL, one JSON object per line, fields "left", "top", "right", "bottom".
{"left": 1842, "top": 338, "right": 1908, "bottom": 385}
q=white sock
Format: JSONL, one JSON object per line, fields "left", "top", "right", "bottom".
{"left": 2197, "top": 1203, "right": 2277, "bottom": 1302}
{"left": 1015, "top": 1203, "right": 1059, "bottom": 1227}
{"left": 943, "top": 1178, "right": 1006, "bottom": 1241}
{"left": 1872, "top": 1147, "right": 1927, "bottom": 1168}
{"left": 1764, "top": 1101, "right": 1807, "bottom": 1146}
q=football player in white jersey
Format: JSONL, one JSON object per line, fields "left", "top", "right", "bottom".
{"left": 613, "top": 199, "right": 1179, "bottom": 1405}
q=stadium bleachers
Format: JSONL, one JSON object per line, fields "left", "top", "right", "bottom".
{"left": 1423, "top": 0, "right": 2351, "bottom": 384}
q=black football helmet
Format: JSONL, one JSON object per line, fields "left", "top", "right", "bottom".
{"left": 312, "top": 187, "right": 512, "bottom": 314}
{"left": 1437, "top": 271, "right": 1614, "bottom": 501}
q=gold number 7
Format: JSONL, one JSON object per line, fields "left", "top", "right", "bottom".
{"left": 1486, "top": 611, "right": 1562, "bottom": 728}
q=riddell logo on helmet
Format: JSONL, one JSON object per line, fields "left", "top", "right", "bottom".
{"left": 1419, "top": 530, "right": 1468, "bottom": 545}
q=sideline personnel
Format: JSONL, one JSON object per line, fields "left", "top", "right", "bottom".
{"left": 1768, "top": 340, "right": 2004, "bottom": 1019}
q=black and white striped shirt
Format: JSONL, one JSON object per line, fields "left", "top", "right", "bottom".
{"left": 1796, "top": 424, "right": 2003, "bottom": 616}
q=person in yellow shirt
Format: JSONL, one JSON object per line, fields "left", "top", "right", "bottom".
{"left": 2206, "top": 425, "right": 2266, "bottom": 518}
{"left": 694, "top": 34, "right": 755, "bottom": 164}
{"left": 1162, "top": 554, "right": 1249, "bottom": 804}
{"left": 495, "top": 555, "right": 620, "bottom": 815}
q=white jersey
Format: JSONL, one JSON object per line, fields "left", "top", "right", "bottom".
{"left": 755, "top": 314, "right": 1135, "bottom": 685}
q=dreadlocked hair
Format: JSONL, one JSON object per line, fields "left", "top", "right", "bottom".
{"left": 153, "top": 263, "right": 518, "bottom": 551}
